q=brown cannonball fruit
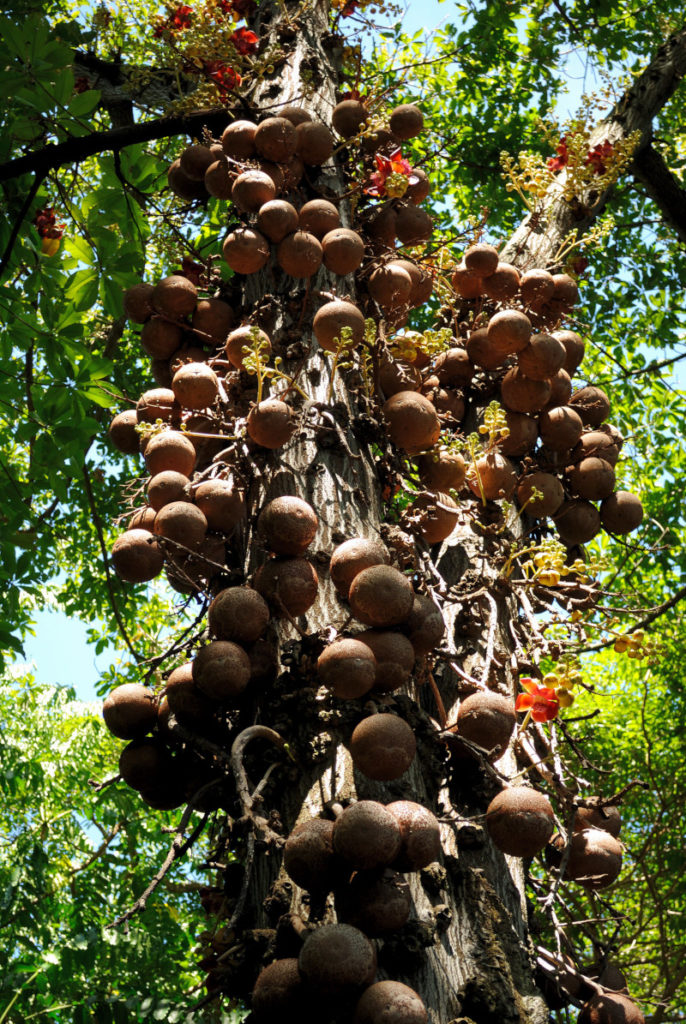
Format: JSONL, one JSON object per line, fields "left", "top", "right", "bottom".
{"left": 468, "top": 451, "right": 516, "bottom": 501}
{"left": 569, "top": 387, "right": 611, "bottom": 427}
{"left": 208, "top": 587, "right": 270, "bottom": 645}
{"left": 383, "top": 391, "right": 440, "bottom": 455}
{"left": 350, "top": 714, "right": 416, "bottom": 781}
{"left": 336, "top": 868, "right": 411, "bottom": 937}
{"left": 501, "top": 366, "right": 552, "bottom": 414}
{"left": 348, "top": 564, "right": 414, "bottom": 628}
{"left": 111, "top": 529, "right": 164, "bottom": 582}
{"left": 554, "top": 329, "right": 586, "bottom": 375}
{"left": 154, "top": 500, "right": 207, "bottom": 549}
{"left": 322, "top": 228, "right": 365, "bottom": 276}
{"left": 144, "top": 430, "right": 196, "bottom": 477}
{"left": 434, "top": 347, "right": 475, "bottom": 387}
{"left": 404, "top": 593, "right": 445, "bottom": 656}
{"left": 137, "top": 388, "right": 178, "bottom": 424}
{"left": 594, "top": 963, "right": 629, "bottom": 994}
{"left": 332, "top": 98, "right": 369, "bottom": 137}
{"left": 554, "top": 499, "right": 601, "bottom": 546}
{"left": 578, "top": 993, "right": 644, "bottom": 1024}
{"left": 165, "top": 661, "right": 216, "bottom": 727}
{"left": 284, "top": 153, "right": 305, "bottom": 188}
{"left": 455, "top": 691, "right": 516, "bottom": 760}
{"left": 354, "top": 981, "right": 428, "bottom": 1024}
{"left": 298, "top": 199, "right": 340, "bottom": 238}
{"left": 406, "top": 167, "right": 431, "bottom": 204}
{"left": 204, "top": 158, "right": 232, "bottom": 199}
{"left": 573, "top": 805, "right": 621, "bottom": 837}
{"left": 464, "top": 243, "right": 499, "bottom": 277}
{"left": 251, "top": 959, "right": 306, "bottom": 1020}
{"left": 466, "top": 327, "right": 506, "bottom": 370}
{"left": 379, "top": 355, "right": 421, "bottom": 397}
{"left": 546, "top": 368, "right": 573, "bottom": 408}
{"left": 387, "top": 800, "right": 441, "bottom": 870}
{"left": 313, "top": 300, "right": 365, "bottom": 353}
{"left": 283, "top": 819, "right": 337, "bottom": 891}
{"left": 501, "top": 411, "right": 539, "bottom": 456}
{"left": 330, "top": 537, "right": 389, "bottom": 599}
{"left": 254, "top": 116, "right": 297, "bottom": 163}
{"left": 551, "top": 273, "right": 579, "bottom": 312}
{"left": 140, "top": 318, "right": 184, "bottom": 360}
{"left": 168, "top": 159, "right": 208, "bottom": 200}
{"left": 488, "top": 309, "right": 532, "bottom": 354}
{"left": 119, "top": 737, "right": 171, "bottom": 791}
{"left": 295, "top": 121, "right": 334, "bottom": 165}
{"left": 192, "top": 640, "right": 251, "bottom": 702}
{"left": 298, "top": 924, "right": 377, "bottom": 996}
{"left": 539, "top": 406, "right": 584, "bottom": 451}
{"left": 130, "top": 506, "right": 157, "bottom": 531}
{"left": 570, "top": 431, "right": 619, "bottom": 466}
{"left": 392, "top": 259, "right": 430, "bottom": 306}
{"left": 221, "top": 119, "right": 257, "bottom": 159}
{"left": 191, "top": 298, "right": 233, "bottom": 344}
{"left": 223, "top": 227, "right": 270, "bottom": 275}
{"left": 194, "top": 478, "right": 245, "bottom": 533}
{"left": 258, "top": 495, "right": 318, "bottom": 556}
{"left": 279, "top": 105, "right": 311, "bottom": 126}
{"left": 254, "top": 557, "right": 318, "bottom": 617}
{"left": 333, "top": 800, "right": 402, "bottom": 870}
{"left": 172, "top": 362, "right": 219, "bottom": 410}
{"left": 517, "top": 472, "right": 564, "bottom": 518}
{"left": 180, "top": 144, "right": 215, "bottom": 181}
{"left": 225, "top": 324, "right": 271, "bottom": 369}
{"left": 409, "top": 491, "right": 459, "bottom": 544}
{"left": 169, "top": 345, "right": 209, "bottom": 377}
{"left": 102, "top": 683, "right": 157, "bottom": 740}
{"left": 366, "top": 203, "right": 398, "bottom": 248}
{"left": 486, "top": 787, "right": 554, "bottom": 858}
{"left": 483, "top": 261, "right": 520, "bottom": 301}
{"left": 520, "top": 268, "right": 555, "bottom": 308}
{"left": 395, "top": 204, "right": 433, "bottom": 245}
{"left": 423, "top": 382, "right": 464, "bottom": 419}
{"left": 600, "top": 423, "right": 624, "bottom": 450}
{"left": 123, "top": 282, "right": 154, "bottom": 323}
{"left": 147, "top": 470, "right": 190, "bottom": 511}
{"left": 247, "top": 399, "right": 296, "bottom": 448}
{"left": 257, "top": 199, "right": 299, "bottom": 243}
{"left": 152, "top": 275, "right": 197, "bottom": 320}
{"left": 108, "top": 410, "right": 140, "bottom": 454}
{"left": 566, "top": 457, "right": 615, "bottom": 501}
{"left": 417, "top": 449, "right": 466, "bottom": 492}
{"left": 565, "top": 828, "right": 623, "bottom": 889}
{"left": 317, "top": 638, "right": 377, "bottom": 699}
{"left": 277, "top": 230, "right": 323, "bottom": 278}
{"left": 149, "top": 358, "right": 173, "bottom": 389}
{"left": 390, "top": 103, "right": 424, "bottom": 140}
{"left": 356, "top": 630, "right": 415, "bottom": 693}
{"left": 600, "top": 491, "right": 643, "bottom": 535}
{"left": 369, "top": 263, "right": 413, "bottom": 309}
{"left": 231, "top": 170, "right": 276, "bottom": 212}
{"left": 518, "top": 332, "right": 567, "bottom": 381}
{"left": 452, "top": 262, "right": 484, "bottom": 299}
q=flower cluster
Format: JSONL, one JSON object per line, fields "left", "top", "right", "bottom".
{"left": 204, "top": 59, "right": 242, "bottom": 96}
{"left": 547, "top": 134, "right": 615, "bottom": 176}
{"left": 366, "top": 148, "right": 418, "bottom": 199}
{"left": 153, "top": 4, "right": 193, "bottom": 38}
{"left": 34, "top": 206, "right": 65, "bottom": 255}
{"left": 515, "top": 678, "right": 560, "bottom": 723}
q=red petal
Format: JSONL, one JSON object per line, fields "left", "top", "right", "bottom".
{"left": 515, "top": 694, "right": 533, "bottom": 712}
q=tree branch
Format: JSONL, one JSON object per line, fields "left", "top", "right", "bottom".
{"left": 631, "top": 142, "right": 686, "bottom": 245}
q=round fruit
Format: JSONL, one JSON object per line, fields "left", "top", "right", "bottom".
{"left": 487, "top": 309, "right": 532, "bottom": 354}
{"left": 123, "top": 282, "right": 154, "bottom": 322}
{"left": 550, "top": 273, "right": 579, "bottom": 312}
{"left": 379, "top": 355, "right": 421, "bottom": 397}
{"left": 204, "top": 158, "right": 232, "bottom": 199}
{"left": 296, "top": 121, "right": 334, "bottom": 164}
{"left": 332, "top": 98, "right": 368, "bottom": 137}
{"left": 277, "top": 230, "right": 323, "bottom": 277}
{"left": 192, "top": 640, "right": 251, "bottom": 702}
{"left": 409, "top": 491, "right": 459, "bottom": 543}
{"left": 578, "top": 993, "right": 644, "bottom": 1024}
{"left": 180, "top": 144, "right": 215, "bottom": 180}
{"left": 194, "top": 478, "right": 246, "bottom": 533}
{"left": 165, "top": 661, "right": 216, "bottom": 728}
{"left": 404, "top": 593, "right": 444, "bottom": 656}
{"left": 298, "top": 924, "right": 377, "bottom": 996}
{"left": 111, "top": 529, "right": 164, "bottom": 582}
{"left": 222, "top": 227, "right": 270, "bottom": 275}
{"left": 221, "top": 119, "right": 257, "bottom": 158}
{"left": 258, "top": 495, "right": 318, "bottom": 556}
{"left": 247, "top": 399, "right": 296, "bottom": 448}
{"left": 501, "top": 411, "right": 538, "bottom": 456}
{"left": 539, "top": 406, "right": 584, "bottom": 451}
{"left": 299, "top": 199, "right": 340, "bottom": 238}
{"left": 350, "top": 714, "right": 416, "bottom": 780}
{"left": 417, "top": 449, "right": 466, "bottom": 492}
{"left": 152, "top": 275, "right": 197, "bottom": 320}
{"left": 600, "top": 491, "right": 643, "bottom": 534}
{"left": 387, "top": 800, "right": 441, "bottom": 870}
{"left": 254, "top": 557, "right": 318, "bottom": 616}
{"left": 553, "top": 329, "right": 586, "bottom": 375}
{"left": 108, "top": 410, "right": 140, "bottom": 454}
{"left": 144, "top": 430, "right": 196, "bottom": 477}
{"left": 283, "top": 819, "right": 337, "bottom": 891}
{"left": 191, "top": 298, "right": 234, "bottom": 343}
{"left": 546, "top": 368, "right": 572, "bottom": 408}
{"left": 369, "top": 263, "right": 413, "bottom": 309}
{"left": 333, "top": 800, "right": 402, "bottom": 870}
{"left": 555, "top": 499, "right": 601, "bottom": 546}
{"left": 251, "top": 959, "right": 305, "bottom": 1020}
{"left": 573, "top": 805, "right": 621, "bottom": 837}
{"left": 336, "top": 868, "right": 411, "bottom": 937}
{"left": 348, "top": 564, "right": 414, "bottom": 628}
{"left": 464, "top": 243, "right": 499, "bottom": 277}
{"left": 137, "top": 388, "right": 178, "bottom": 424}
{"left": 486, "top": 787, "right": 555, "bottom": 858}
{"left": 452, "top": 262, "right": 484, "bottom": 299}
{"left": 103, "top": 683, "right": 157, "bottom": 739}
{"left": 257, "top": 199, "right": 299, "bottom": 243}
{"left": 468, "top": 451, "right": 516, "bottom": 501}
{"left": 225, "top": 324, "right": 271, "bottom": 370}
{"left": 154, "top": 501, "right": 207, "bottom": 549}
{"left": 517, "top": 472, "right": 564, "bottom": 518}
{"left": 356, "top": 630, "right": 415, "bottom": 693}
{"left": 383, "top": 391, "right": 440, "bottom": 454}
{"left": 566, "top": 457, "right": 616, "bottom": 501}
{"left": 501, "top": 366, "right": 552, "bottom": 414}
{"left": 389, "top": 103, "right": 424, "bottom": 139}
{"left": 483, "top": 262, "right": 520, "bottom": 301}
{"left": 130, "top": 506, "right": 157, "bottom": 531}
{"left": 317, "top": 638, "right": 377, "bottom": 699}
{"left": 354, "top": 981, "right": 427, "bottom": 1024}
{"left": 147, "top": 471, "right": 190, "bottom": 511}
{"left": 330, "top": 537, "right": 389, "bottom": 599}
{"left": 570, "top": 431, "right": 619, "bottom": 467}
{"left": 171, "top": 362, "right": 218, "bottom": 409}
{"left": 119, "top": 737, "right": 171, "bottom": 790}
{"left": 520, "top": 268, "right": 555, "bottom": 308}
{"left": 455, "top": 691, "right": 516, "bottom": 761}
{"left": 466, "top": 327, "right": 507, "bottom": 370}
{"left": 395, "top": 204, "right": 433, "bottom": 244}
{"left": 565, "top": 828, "right": 623, "bottom": 889}
{"left": 569, "top": 387, "right": 611, "bottom": 427}
{"left": 254, "top": 117, "right": 297, "bottom": 162}
{"left": 405, "top": 167, "right": 431, "bottom": 204}
{"left": 140, "top": 318, "right": 183, "bottom": 360}
{"left": 208, "top": 587, "right": 270, "bottom": 644}
{"left": 313, "top": 300, "right": 365, "bottom": 353}
{"left": 517, "top": 333, "right": 567, "bottom": 381}
{"left": 434, "top": 347, "right": 475, "bottom": 387}
{"left": 231, "top": 170, "right": 276, "bottom": 212}
{"left": 168, "top": 159, "right": 208, "bottom": 200}
{"left": 322, "top": 227, "right": 365, "bottom": 275}
{"left": 366, "top": 203, "right": 397, "bottom": 249}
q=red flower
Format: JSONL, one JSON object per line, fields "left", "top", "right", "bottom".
{"left": 33, "top": 206, "right": 65, "bottom": 240}
{"left": 231, "top": 27, "right": 258, "bottom": 54}
{"left": 366, "top": 147, "right": 417, "bottom": 197}
{"left": 170, "top": 4, "right": 193, "bottom": 30}
{"left": 586, "top": 140, "right": 613, "bottom": 175}
{"left": 178, "top": 258, "right": 204, "bottom": 286}
{"left": 547, "top": 136, "right": 569, "bottom": 173}
{"left": 205, "top": 60, "right": 242, "bottom": 97}
{"left": 515, "top": 678, "right": 560, "bottom": 723}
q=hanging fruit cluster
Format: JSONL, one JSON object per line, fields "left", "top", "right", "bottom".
{"left": 102, "top": 86, "right": 644, "bottom": 1024}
